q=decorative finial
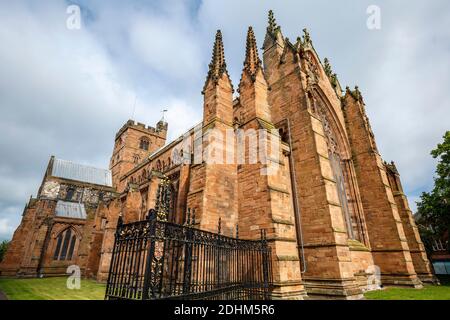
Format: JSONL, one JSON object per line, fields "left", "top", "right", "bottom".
{"left": 267, "top": 10, "right": 278, "bottom": 34}
{"left": 331, "top": 73, "right": 339, "bottom": 88}
{"left": 155, "top": 176, "right": 171, "bottom": 222}
{"left": 218, "top": 217, "right": 222, "bottom": 235}
{"left": 354, "top": 86, "right": 362, "bottom": 101}
{"left": 323, "top": 58, "right": 339, "bottom": 89}
{"left": 243, "top": 26, "right": 262, "bottom": 80}
{"left": 302, "top": 28, "right": 312, "bottom": 44}
{"left": 323, "top": 58, "right": 332, "bottom": 77}
{"left": 210, "top": 30, "right": 226, "bottom": 77}
{"left": 388, "top": 161, "right": 398, "bottom": 174}
{"left": 203, "top": 30, "right": 230, "bottom": 92}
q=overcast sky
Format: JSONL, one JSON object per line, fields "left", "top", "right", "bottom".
{"left": 0, "top": 0, "right": 449, "bottom": 241}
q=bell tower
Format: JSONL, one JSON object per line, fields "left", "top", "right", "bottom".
{"left": 110, "top": 119, "right": 168, "bottom": 189}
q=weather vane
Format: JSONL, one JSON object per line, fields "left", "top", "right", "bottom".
{"left": 161, "top": 109, "right": 168, "bottom": 122}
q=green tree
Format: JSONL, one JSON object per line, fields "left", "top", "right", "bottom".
{"left": 0, "top": 240, "right": 10, "bottom": 262}
{"left": 416, "top": 131, "right": 450, "bottom": 254}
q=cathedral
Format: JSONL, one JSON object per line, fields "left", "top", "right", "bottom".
{"left": 0, "top": 11, "right": 436, "bottom": 299}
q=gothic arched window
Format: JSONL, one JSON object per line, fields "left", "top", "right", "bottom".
{"left": 313, "top": 93, "right": 365, "bottom": 242}
{"left": 139, "top": 137, "right": 150, "bottom": 151}
{"left": 329, "top": 153, "right": 355, "bottom": 239}
{"left": 53, "top": 228, "right": 78, "bottom": 261}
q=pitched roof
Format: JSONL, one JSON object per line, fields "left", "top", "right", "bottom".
{"left": 52, "top": 158, "right": 112, "bottom": 187}
{"left": 55, "top": 200, "right": 87, "bottom": 220}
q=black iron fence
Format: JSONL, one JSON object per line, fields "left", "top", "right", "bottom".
{"left": 105, "top": 212, "right": 273, "bottom": 300}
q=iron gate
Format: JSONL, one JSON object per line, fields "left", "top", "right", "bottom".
{"left": 105, "top": 212, "right": 273, "bottom": 300}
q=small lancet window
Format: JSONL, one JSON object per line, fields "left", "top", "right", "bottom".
{"left": 65, "top": 188, "right": 75, "bottom": 201}
{"left": 140, "top": 137, "right": 150, "bottom": 151}
{"left": 53, "top": 234, "right": 63, "bottom": 260}
{"left": 67, "top": 235, "right": 76, "bottom": 260}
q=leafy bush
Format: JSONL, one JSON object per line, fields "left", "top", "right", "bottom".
{"left": 0, "top": 240, "right": 10, "bottom": 262}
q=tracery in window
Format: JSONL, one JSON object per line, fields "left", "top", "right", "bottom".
{"left": 312, "top": 93, "right": 366, "bottom": 242}
{"left": 53, "top": 228, "right": 78, "bottom": 261}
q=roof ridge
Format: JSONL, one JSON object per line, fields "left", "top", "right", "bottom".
{"left": 54, "top": 158, "right": 110, "bottom": 172}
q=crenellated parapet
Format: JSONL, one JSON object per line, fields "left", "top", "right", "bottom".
{"left": 115, "top": 119, "right": 168, "bottom": 141}
{"left": 110, "top": 118, "right": 168, "bottom": 188}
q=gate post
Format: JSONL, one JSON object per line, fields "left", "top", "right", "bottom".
{"left": 104, "top": 214, "right": 123, "bottom": 299}
{"left": 142, "top": 210, "right": 157, "bottom": 300}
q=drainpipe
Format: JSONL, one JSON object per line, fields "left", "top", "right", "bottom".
{"left": 286, "top": 119, "right": 307, "bottom": 274}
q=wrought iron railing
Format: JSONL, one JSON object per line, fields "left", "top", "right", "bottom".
{"left": 105, "top": 212, "right": 273, "bottom": 300}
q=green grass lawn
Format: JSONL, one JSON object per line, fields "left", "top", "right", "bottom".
{"left": 0, "top": 275, "right": 449, "bottom": 300}
{"left": 364, "top": 276, "right": 450, "bottom": 300}
{"left": 0, "top": 277, "right": 106, "bottom": 300}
